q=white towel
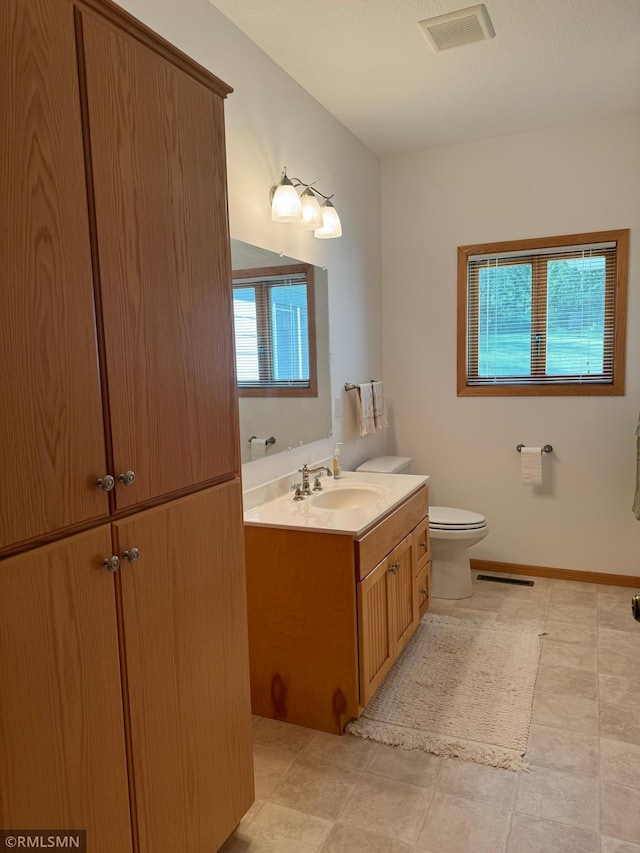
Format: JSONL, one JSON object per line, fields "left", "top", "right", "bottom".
{"left": 372, "top": 381, "right": 388, "bottom": 430}
{"left": 356, "top": 384, "right": 376, "bottom": 436}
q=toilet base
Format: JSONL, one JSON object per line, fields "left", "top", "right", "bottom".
{"left": 430, "top": 548, "right": 473, "bottom": 600}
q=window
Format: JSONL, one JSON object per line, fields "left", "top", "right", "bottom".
{"left": 232, "top": 263, "right": 317, "bottom": 397}
{"left": 457, "top": 230, "right": 629, "bottom": 396}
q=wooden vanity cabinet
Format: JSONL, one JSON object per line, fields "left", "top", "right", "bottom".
{"left": 244, "top": 485, "right": 430, "bottom": 734}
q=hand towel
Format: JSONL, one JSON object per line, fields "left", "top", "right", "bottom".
{"left": 372, "top": 381, "right": 389, "bottom": 430}
{"left": 356, "top": 383, "right": 376, "bottom": 436}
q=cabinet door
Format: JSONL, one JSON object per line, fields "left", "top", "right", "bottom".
{"left": 416, "top": 561, "right": 431, "bottom": 618}
{"left": 0, "top": 527, "right": 132, "bottom": 851}
{"left": 80, "top": 12, "right": 239, "bottom": 509}
{"left": 114, "top": 483, "right": 253, "bottom": 853}
{"left": 413, "top": 516, "right": 430, "bottom": 575}
{"left": 358, "top": 558, "right": 394, "bottom": 707}
{"left": 0, "top": 0, "right": 109, "bottom": 552}
{"left": 390, "top": 534, "right": 419, "bottom": 656}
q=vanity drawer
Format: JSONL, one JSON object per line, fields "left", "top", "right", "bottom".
{"left": 413, "top": 516, "right": 430, "bottom": 576}
{"left": 416, "top": 562, "right": 430, "bottom": 618}
{"left": 356, "top": 486, "right": 429, "bottom": 581}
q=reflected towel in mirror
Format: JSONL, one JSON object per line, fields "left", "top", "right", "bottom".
{"left": 356, "top": 384, "right": 376, "bottom": 436}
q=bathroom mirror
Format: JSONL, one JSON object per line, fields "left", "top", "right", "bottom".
{"left": 231, "top": 239, "right": 332, "bottom": 464}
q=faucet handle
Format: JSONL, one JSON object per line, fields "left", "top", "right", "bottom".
{"left": 312, "top": 475, "right": 323, "bottom": 491}
{"left": 291, "top": 483, "right": 305, "bottom": 501}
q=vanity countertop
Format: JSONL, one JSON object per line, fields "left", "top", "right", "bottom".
{"left": 243, "top": 470, "right": 429, "bottom": 536}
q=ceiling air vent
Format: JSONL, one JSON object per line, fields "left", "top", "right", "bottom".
{"left": 418, "top": 4, "right": 495, "bottom": 52}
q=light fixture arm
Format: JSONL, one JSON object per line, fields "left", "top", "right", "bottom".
{"left": 287, "top": 177, "right": 334, "bottom": 202}
{"left": 271, "top": 167, "right": 334, "bottom": 203}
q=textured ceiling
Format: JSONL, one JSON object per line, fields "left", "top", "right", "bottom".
{"left": 207, "top": 0, "right": 640, "bottom": 156}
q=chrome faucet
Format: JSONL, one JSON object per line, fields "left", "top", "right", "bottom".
{"left": 298, "top": 463, "right": 332, "bottom": 495}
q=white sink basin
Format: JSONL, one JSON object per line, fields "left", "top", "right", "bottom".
{"left": 309, "top": 486, "right": 383, "bottom": 510}
{"left": 244, "top": 470, "right": 430, "bottom": 535}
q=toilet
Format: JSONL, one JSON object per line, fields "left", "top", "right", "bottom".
{"left": 355, "top": 456, "right": 489, "bottom": 600}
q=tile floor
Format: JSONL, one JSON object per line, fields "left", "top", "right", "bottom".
{"left": 221, "top": 573, "right": 640, "bottom": 853}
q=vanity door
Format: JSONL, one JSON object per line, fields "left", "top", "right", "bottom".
{"left": 358, "top": 556, "right": 394, "bottom": 707}
{"left": 390, "top": 534, "right": 419, "bottom": 656}
{"left": 357, "top": 534, "right": 419, "bottom": 707}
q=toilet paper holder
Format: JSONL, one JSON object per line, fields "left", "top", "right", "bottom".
{"left": 516, "top": 444, "right": 553, "bottom": 454}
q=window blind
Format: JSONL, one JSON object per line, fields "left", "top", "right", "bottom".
{"left": 466, "top": 241, "right": 618, "bottom": 386}
{"left": 232, "top": 269, "right": 311, "bottom": 388}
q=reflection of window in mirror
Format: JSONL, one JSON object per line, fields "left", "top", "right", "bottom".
{"left": 232, "top": 263, "right": 317, "bottom": 397}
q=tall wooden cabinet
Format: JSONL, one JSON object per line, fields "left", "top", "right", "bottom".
{"left": 0, "top": 0, "right": 253, "bottom": 850}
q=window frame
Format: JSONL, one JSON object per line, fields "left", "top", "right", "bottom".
{"left": 232, "top": 263, "right": 317, "bottom": 398}
{"left": 457, "top": 229, "right": 629, "bottom": 397}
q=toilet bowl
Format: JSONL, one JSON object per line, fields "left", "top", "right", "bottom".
{"left": 355, "top": 457, "right": 489, "bottom": 601}
{"left": 429, "top": 506, "right": 489, "bottom": 600}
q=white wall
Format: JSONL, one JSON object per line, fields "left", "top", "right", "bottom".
{"left": 382, "top": 113, "right": 640, "bottom": 576}
{"left": 115, "top": 0, "right": 385, "bottom": 488}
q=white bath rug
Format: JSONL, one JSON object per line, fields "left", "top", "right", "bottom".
{"left": 347, "top": 613, "right": 545, "bottom": 771}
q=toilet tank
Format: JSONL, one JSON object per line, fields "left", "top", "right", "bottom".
{"left": 355, "top": 455, "right": 412, "bottom": 475}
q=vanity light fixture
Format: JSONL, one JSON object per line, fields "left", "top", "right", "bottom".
{"left": 270, "top": 168, "right": 342, "bottom": 239}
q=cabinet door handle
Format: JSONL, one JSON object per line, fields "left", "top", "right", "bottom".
{"left": 96, "top": 475, "right": 115, "bottom": 492}
{"left": 419, "top": 541, "right": 428, "bottom": 549}
{"left": 122, "top": 548, "right": 140, "bottom": 563}
{"left": 388, "top": 562, "right": 400, "bottom": 574}
{"left": 117, "top": 470, "right": 136, "bottom": 486}
{"left": 102, "top": 555, "right": 121, "bottom": 573}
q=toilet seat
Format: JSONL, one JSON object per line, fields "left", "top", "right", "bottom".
{"left": 429, "top": 506, "right": 487, "bottom": 531}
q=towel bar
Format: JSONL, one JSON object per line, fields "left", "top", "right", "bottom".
{"left": 345, "top": 380, "right": 379, "bottom": 391}
{"left": 516, "top": 444, "right": 553, "bottom": 454}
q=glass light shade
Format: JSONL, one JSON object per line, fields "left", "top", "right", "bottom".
{"left": 271, "top": 175, "right": 302, "bottom": 222}
{"left": 314, "top": 200, "right": 342, "bottom": 239}
{"left": 297, "top": 188, "right": 323, "bottom": 230}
